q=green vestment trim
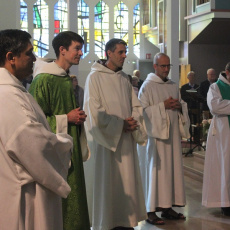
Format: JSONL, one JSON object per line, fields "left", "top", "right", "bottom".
{"left": 216, "top": 79, "right": 230, "bottom": 127}
{"left": 29, "top": 74, "right": 90, "bottom": 230}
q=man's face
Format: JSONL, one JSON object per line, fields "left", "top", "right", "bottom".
{"left": 188, "top": 73, "right": 195, "bottom": 84}
{"left": 14, "top": 42, "right": 36, "bottom": 80}
{"left": 135, "top": 71, "right": 140, "bottom": 78}
{"left": 207, "top": 69, "right": 216, "bottom": 83}
{"left": 72, "top": 77, "right": 78, "bottom": 88}
{"left": 154, "top": 55, "right": 171, "bottom": 80}
{"left": 107, "top": 44, "right": 127, "bottom": 71}
{"left": 64, "top": 41, "right": 83, "bottom": 66}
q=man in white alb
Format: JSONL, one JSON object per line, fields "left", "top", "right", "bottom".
{"left": 138, "top": 52, "right": 190, "bottom": 225}
{"left": 84, "top": 38, "right": 147, "bottom": 230}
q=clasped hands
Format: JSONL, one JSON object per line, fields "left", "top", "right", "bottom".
{"left": 164, "top": 96, "right": 182, "bottom": 110}
{"left": 67, "top": 107, "right": 87, "bottom": 125}
{"left": 123, "top": 117, "right": 139, "bottom": 133}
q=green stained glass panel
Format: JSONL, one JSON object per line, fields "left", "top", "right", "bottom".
{"left": 33, "top": 0, "right": 49, "bottom": 57}
{"left": 94, "top": 1, "right": 109, "bottom": 59}
{"left": 78, "top": 0, "right": 89, "bottom": 58}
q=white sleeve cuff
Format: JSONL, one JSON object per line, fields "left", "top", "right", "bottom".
{"left": 55, "top": 114, "right": 68, "bottom": 133}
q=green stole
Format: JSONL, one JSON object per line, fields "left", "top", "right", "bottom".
{"left": 216, "top": 79, "right": 230, "bottom": 127}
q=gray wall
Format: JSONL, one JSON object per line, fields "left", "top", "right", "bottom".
{"left": 215, "top": 0, "right": 230, "bottom": 9}
{"left": 0, "top": 0, "right": 18, "bottom": 30}
{"left": 189, "top": 44, "right": 230, "bottom": 84}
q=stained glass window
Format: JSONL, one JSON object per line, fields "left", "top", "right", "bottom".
{"left": 133, "top": 3, "right": 140, "bottom": 58}
{"left": 33, "top": 0, "right": 49, "bottom": 57}
{"left": 94, "top": 1, "right": 109, "bottom": 59}
{"left": 114, "top": 2, "right": 128, "bottom": 43}
{"left": 54, "top": 0, "right": 68, "bottom": 36}
{"left": 20, "top": 0, "right": 28, "bottom": 31}
{"left": 78, "top": 0, "right": 89, "bottom": 58}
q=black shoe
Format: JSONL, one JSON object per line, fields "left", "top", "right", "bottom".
{"left": 146, "top": 212, "right": 165, "bottom": 225}
{"left": 221, "top": 207, "right": 230, "bottom": 216}
{"left": 112, "top": 227, "right": 134, "bottom": 230}
{"left": 161, "top": 208, "right": 186, "bottom": 220}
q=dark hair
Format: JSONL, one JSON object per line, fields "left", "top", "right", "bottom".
{"left": 220, "top": 71, "right": 227, "bottom": 78}
{"left": 225, "top": 62, "right": 230, "bottom": 72}
{"left": 52, "top": 31, "right": 84, "bottom": 58}
{"left": 0, "top": 29, "right": 32, "bottom": 66}
{"left": 105, "top": 38, "right": 127, "bottom": 59}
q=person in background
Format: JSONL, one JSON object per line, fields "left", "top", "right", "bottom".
{"left": 127, "top": 74, "right": 132, "bottom": 83}
{"left": 133, "top": 69, "right": 144, "bottom": 89}
{"left": 0, "top": 29, "right": 73, "bottom": 230}
{"left": 132, "top": 75, "right": 139, "bottom": 96}
{"left": 199, "top": 68, "right": 217, "bottom": 112}
{"left": 70, "top": 75, "right": 84, "bottom": 110}
{"left": 180, "top": 71, "right": 199, "bottom": 141}
{"left": 138, "top": 52, "right": 189, "bottom": 225}
{"left": 202, "top": 63, "right": 230, "bottom": 216}
{"left": 180, "top": 71, "right": 199, "bottom": 108}
{"left": 84, "top": 38, "right": 147, "bottom": 230}
{"left": 29, "top": 31, "right": 90, "bottom": 230}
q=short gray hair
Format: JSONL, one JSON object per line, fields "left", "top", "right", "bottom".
{"left": 153, "top": 52, "right": 169, "bottom": 64}
{"left": 187, "top": 71, "right": 195, "bottom": 77}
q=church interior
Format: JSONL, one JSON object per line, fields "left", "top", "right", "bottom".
{"left": 1, "top": 0, "right": 230, "bottom": 229}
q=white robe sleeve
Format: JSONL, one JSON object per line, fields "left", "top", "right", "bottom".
{"left": 208, "top": 83, "right": 230, "bottom": 116}
{"left": 131, "top": 88, "right": 148, "bottom": 145}
{"left": 139, "top": 87, "right": 170, "bottom": 140}
{"left": 84, "top": 74, "right": 124, "bottom": 152}
{"left": 178, "top": 93, "right": 190, "bottom": 139}
{"left": 5, "top": 121, "right": 72, "bottom": 198}
{"left": 55, "top": 114, "right": 68, "bottom": 133}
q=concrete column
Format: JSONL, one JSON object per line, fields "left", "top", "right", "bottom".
{"left": 166, "top": 0, "right": 179, "bottom": 85}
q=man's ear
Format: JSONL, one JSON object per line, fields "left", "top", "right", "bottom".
{"left": 6, "top": 52, "right": 15, "bottom": 64}
{"left": 59, "top": 46, "right": 66, "bottom": 56}
{"left": 107, "top": 50, "right": 112, "bottom": 58}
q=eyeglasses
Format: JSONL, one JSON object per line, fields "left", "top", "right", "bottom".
{"left": 156, "top": 64, "right": 173, "bottom": 69}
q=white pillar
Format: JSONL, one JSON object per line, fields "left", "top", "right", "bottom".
{"left": 166, "top": 0, "right": 179, "bottom": 85}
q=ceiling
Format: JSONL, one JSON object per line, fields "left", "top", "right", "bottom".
{"left": 190, "top": 18, "right": 230, "bottom": 45}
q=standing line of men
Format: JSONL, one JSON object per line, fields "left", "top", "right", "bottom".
{"left": 0, "top": 29, "right": 191, "bottom": 230}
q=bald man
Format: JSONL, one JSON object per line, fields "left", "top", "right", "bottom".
{"left": 199, "top": 68, "right": 217, "bottom": 111}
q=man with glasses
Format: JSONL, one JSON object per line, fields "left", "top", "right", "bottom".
{"left": 137, "top": 53, "right": 189, "bottom": 225}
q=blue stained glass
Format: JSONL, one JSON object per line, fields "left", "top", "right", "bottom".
{"left": 133, "top": 3, "right": 140, "bottom": 58}
{"left": 54, "top": 0, "right": 68, "bottom": 35}
{"left": 78, "top": 0, "right": 90, "bottom": 58}
{"left": 20, "top": 0, "right": 28, "bottom": 31}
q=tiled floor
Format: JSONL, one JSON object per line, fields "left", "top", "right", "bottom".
{"left": 134, "top": 175, "right": 230, "bottom": 230}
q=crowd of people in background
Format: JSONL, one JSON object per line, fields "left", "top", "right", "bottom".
{"left": 0, "top": 28, "right": 230, "bottom": 230}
